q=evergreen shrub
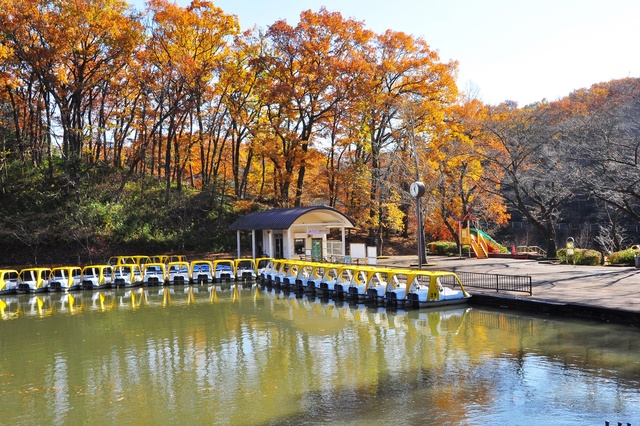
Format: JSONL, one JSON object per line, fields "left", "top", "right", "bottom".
{"left": 607, "top": 248, "right": 640, "bottom": 266}
{"left": 557, "top": 248, "right": 602, "bottom": 265}
{"left": 428, "top": 241, "right": 458, "bottom": 256}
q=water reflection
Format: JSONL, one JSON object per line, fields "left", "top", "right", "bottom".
{"left": 0, "top": 282, "right": 258, "bottom": 319}
{"left": 0, "top": 285, "right": 639, "bottom": 425}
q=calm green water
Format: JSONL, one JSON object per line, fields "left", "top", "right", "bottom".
{"left": 1, "top": 285, "right": 639, "bottom": 425}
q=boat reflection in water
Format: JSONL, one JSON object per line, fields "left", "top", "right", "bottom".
{"left": 1, "top": 285, "right": 640, "bottom": 425}
{"left": 260, "top": 288, "right": 469, "bottom": 338}
{"left": 0, "top": 281, "right": 260, "bottom": 319}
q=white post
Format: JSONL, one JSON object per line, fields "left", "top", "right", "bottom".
{"left": 236, "top": 231, "right": 241, "bottom": 259}
{"left": 251, "top": 230, "right": 256, "bottom": 259}
{"left": 266, "top": 231, "right": 271, "bottom": 257}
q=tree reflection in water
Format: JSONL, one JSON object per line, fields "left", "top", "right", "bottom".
{"left": 0, "top": 287, "right": 639, "bottom": 425}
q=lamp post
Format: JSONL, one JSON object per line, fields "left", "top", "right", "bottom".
{"left": 410, "top": 181, "right": 426, "bottom": 269}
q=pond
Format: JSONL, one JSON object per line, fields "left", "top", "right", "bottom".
{"left": 1, "top": 285, "right": 639, "bottom": 425}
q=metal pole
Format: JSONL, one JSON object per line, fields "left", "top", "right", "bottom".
{"left": 417, "top": 197, "right": 424, "bottom": 269}
{"left": 459, "top": 221, "right": 462, "bottom": 258}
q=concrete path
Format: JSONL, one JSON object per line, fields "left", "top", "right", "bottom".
{"left": 376, "top": 255, "right": 640, "bottom": 314}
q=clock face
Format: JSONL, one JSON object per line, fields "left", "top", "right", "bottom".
{"left": 410, "top": 181, "right": 425, "bottom": 198}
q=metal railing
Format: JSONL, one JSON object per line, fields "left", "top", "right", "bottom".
{"left": 442, "top": 271, "right": 533, "bottom": 296}
{"left": 516, "top": 246, "right": 547, "bottom": 257}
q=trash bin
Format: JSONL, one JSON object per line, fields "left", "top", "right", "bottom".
{"left": 635, "top": 255, "right": 640, "bottom": 268}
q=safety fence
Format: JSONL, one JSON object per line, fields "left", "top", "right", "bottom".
{"left": 442, "top": 271, "right": 533, "bottom": 296}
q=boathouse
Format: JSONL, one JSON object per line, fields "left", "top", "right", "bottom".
{"left": 229, "top": 206, "right": 355, "bottom": 260}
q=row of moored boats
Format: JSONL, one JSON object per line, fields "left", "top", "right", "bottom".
{"left": 260, "top": 259, "right": 471, "bottom": 309}
{"left": 0, "top": 255, "right": 270, "bottom": 294}
{"left": 0, "top": 255, "right": 471, "bottom": 309}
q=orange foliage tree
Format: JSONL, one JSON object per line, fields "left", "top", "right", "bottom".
{"left": 217, "top": 30, "right": 268, "bottom": 200}
{"left": 0, "top": 0, "right": 143, "bottom": 188}
{"left": 424, "top": 99, "right": 509, "bottom": 245}
{"left": 142, "top": 0, "right": 239, "bottom": 203}
{"left": 257, "top": 7, "right": 372, "bottom": 207}
{"left": 351, "top": 30, "right": 458, "bottom": 243}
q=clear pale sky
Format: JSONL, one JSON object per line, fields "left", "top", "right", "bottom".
{"left": 139, "top": 0, "right": 640, "bottom": 106}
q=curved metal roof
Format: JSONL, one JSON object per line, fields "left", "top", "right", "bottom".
{"left": 229, "top": 206, "right": 355, "bottom": 231}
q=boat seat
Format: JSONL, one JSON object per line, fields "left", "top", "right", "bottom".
{"left": 442, "top": 287, "right": 463, "bottom": 300}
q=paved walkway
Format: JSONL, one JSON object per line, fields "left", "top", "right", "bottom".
{"left": 376, "top": 255, "right": 640, "bottom": 314}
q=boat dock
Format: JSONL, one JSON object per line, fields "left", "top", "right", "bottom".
{"left": 377, "top": 255, "right": 640, "bottom": 325}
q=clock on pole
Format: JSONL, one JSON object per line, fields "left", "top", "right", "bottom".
{"left": 410, "top": 181, "right": 425, "bottom": 198}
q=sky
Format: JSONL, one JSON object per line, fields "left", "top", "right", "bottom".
{"left": 141, "top": 0, "right": 640, "bottom": 106}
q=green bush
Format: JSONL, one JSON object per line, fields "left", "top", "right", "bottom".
{"left": 428, "top": 241, "right": 459, "bottom": 256}
{"left": 575, "top": 249, "right": 602, "bottom": 266}
{"left": 556, "top": 248, "right": 567, "bottom": 263}
{"left": 607, "top": 248, "right": 640, "bottom": 266}
{"left": 557, "top": 248, "right": 602, "bottom": 265}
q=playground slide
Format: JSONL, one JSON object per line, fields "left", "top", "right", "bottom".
{"left": 469, "top": 229, "right": 502, "bottom": 258}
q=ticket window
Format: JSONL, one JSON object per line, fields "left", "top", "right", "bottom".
{"left": 294, "top": 238, "right": 306, "bottom": 255}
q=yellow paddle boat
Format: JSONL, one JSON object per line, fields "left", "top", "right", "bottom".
{"left": 167, "top": 261, "right": 191, "bottom": 285}
{"left": 385, "top": 270, "right": 470, "bottom": 309}
{"left": 0, "top": 269, "right": 20, "bottom": 295}
{"left": 364, "top": 268, "right": 412, "bottom": 304}
{"left": 260, "top": 259, "right": 285, "bottom": 286}
{"left": 256, "top": 257, "right": 273, "bottom": 276}
{"left": 18, "top": 267, "right": 52, "bottom": 293}
{"left": 143, "top": 263, "right": 167, "bottom": 286}
{"left": 214, "top": 259, "right": 236, "bottom": 282}
{"left": 191, "top": 260, "right": 214, "bottom": 284}
{"left": 293, "top": 262, "right": 320, "bottom": 293}
{"left": 316, "top": 264, "right": 347, "bottom": 296}
{"left": 113, "top": 264, "right": 144, "bottom": 288}
{"left": 81, "top": 265, "right": 114, "bottom": 290}
{"left": 49, "top": 266, "right": 82, "bottom": 292}
{"left": 234, "top": 258, "right": 257, "bottom": 281}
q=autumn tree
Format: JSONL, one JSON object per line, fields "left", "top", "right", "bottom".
{"left": 258, "top": 7, "right": 372, "bottom": 207}
{"left": 353, "top": 30, "right": 458, "bottom": 245}
{"left": 218, "top": 30, "right": 267, "bottom": 199}
{"left": 0, "top": 0, "right": 143, "bottom": 191}
{"left": 317, "top": 102, "right": 366, "bottom": 212}
{"left": 423, "top": 99, "right": 509, "bottom": 246}
{"left": 0, "top": 46, "right": 50, "bottom": 174}
{"left": 143, "top": 0, "right": 239, "bottom": 203}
